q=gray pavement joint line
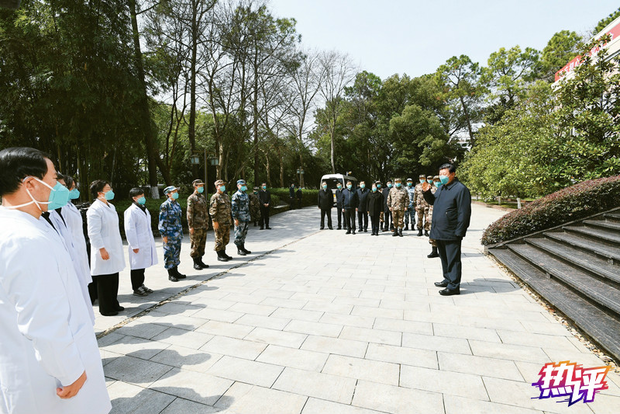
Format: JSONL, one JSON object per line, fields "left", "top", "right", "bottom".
{"left": 96, "top": 229, "right": 322, "bottom": 340}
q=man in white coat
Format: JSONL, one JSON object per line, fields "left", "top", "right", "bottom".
{"left": 0, "top": 147, "right": 111, "bottom": 414}
{"left": 124, "top": 187, "right": 158, "bottom": 296}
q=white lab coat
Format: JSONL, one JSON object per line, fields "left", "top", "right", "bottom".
{"left": 87, "top": 199, "right": 125, "bottom": 276}
{"left": 49, "top": 209, "right": 95, "bottom": 324}
{"left": 0, "top": 206, "right": 111, "bottom": 414}
{"left": 124, "top": 203, "right": 158, "bottom": 270}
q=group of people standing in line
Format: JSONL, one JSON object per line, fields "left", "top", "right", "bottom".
{"left": 318, "top": 175, "right": 443, "bottom": 258}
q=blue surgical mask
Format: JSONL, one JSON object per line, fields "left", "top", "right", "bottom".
{"left": 439, "top": 175, "right": 450, "bottom": 185}
{"left": 360, "top": 184, "right": 365, "bottom": 189}
{"left": 262, "top": 186, "right": 267, "bottom": 190}
{"left": 407, "top": 182, "right": 412, "bottom": 187}
{"left": 427, "top": 179, "right": 433, "bottom": 184}
{"left": 104, "top": 190, "right": 115, "bottom": 201}
{"left": 68, "top": 188, "right": 80, "bottom": 200}
{"left": 419, "top": 179, "right": 425, "bottom": 184}
{"left": 322, "top": 185, "right": 327, "bottom": 190}
{"left": 197, "top": 186, "right": 204, "bottom": 193}
{"left": 220, "top": 185, "right": 226, "bottom": 192}
{"left": 8, "top": 177, "right": 70, "bottom": 211}
{"left": 395, "top": 183, "right": 401, "bottom": 188}
{"left": 337, "top": 186, "right": 342, "bottom": 190}
{"left": 347, "top": 185, "right": 352, "bottom": 190}
{"left": 372, "top": 187, "right": 377, "bottom": 192}
{"left": 172, "top": 192, "right": 179, "bottom": 200}
{"left": 241, "top": 185, "right": 247, "bottom": 192}
{"left": 137, "top": 196, "right": 146, "bottom": 205}
{"left": 387, "top": 184, "right": 392, "bottom": 188}
{"left": 436, "top": 181, "right": 443, "bottom": 188}
{"left": 377, "top": 184, "right": 382, "bottom": 188}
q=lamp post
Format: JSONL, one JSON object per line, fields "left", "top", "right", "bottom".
{"left": 296, "top": 168, "right": 305, "bottom": 188}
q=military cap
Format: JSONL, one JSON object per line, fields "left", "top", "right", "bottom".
{"left": 192, "top": 179, "right": 204, "bottom": 186}
{"left": 237, "top": 179, "right": 246, "bottom": 185}
{"left": 214, "top": 179, "right": 225, "bottom": 187}
{"left": 433, "top": 175, "right": 440, "bottom": 181}
{"left": 163, "top": 185, "right": 177, "bottom": 194}
{"left": 253, "top": 186, "right": 259, "bottom": 190}
{"left": 427, "top": 175, "right": 433, "bottom": 180}
{"left": 394, "top": 177, "right": 402, "bottom": 182}
{"left": 419, "top": 174, "right": 426, "bottom": 178}
{"left": 406, "top": 177, "right": 413, "bottom": 182}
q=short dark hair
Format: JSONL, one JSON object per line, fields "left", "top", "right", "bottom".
{"left": 129, "top": 187, "right": 144, "bottom": 198}
{"left": 0, "top": 147, "right": 50, "bottom": 197}
{"left": 439, "top": 163, "right": 456, "bottom": 173}
{"left": 63, "top": 175, "right": 75, "bottom": 190}
{"left": 90, "top": 180, "right": 109, "bottom": 198}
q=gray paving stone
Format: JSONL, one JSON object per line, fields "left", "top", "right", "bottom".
{"left": 104, "top": 355, "right": 173, "bottom": 386}
{"left": 195, "top": 320, "right": 255, "bottom": 339}
{"left": 402, "top": 333, "right": 471, "bottom": 355}
{"left": 302, "top": 398, "right": 385, "bottom": 414}
{"left": 256, "top": 344, "right": 328, "bottom": 372}
{"left": 432, "top": 323, "right": 502, "bottom": 343}
{"left": 469, "top": 340, "right": 550, "bottom": 364}
{"left": 227, "top": 302, "right": 278, "bottom": 316}
{"left": 284, "top": 320, "right": 343, "bottom": 337}
{"left": 351, "top": 380, "right": 444, "bottom": 414}
{"left": 200, "top": 336, "right": 267, "bottom": 360}
{"left": 373, "top": 317, "right": 433, "bottom": 335}
{"left": 339, "top": 326, "right": 401, "bottom": 346}
{"left": 365, "top": 343, "right": 438, "bottom": 369}
{"left": 152, "top": 327, "right": 214, "bottom": 350}
{"left": 150, "top": 368, "right": 234, "bottom": 406}
{"left": 319, "top": 312, "right": 375, "bottom": 329}
{"left": 160, "top": 398, "right": 225, "bottom": 414}
{"left": 102, "top": 335, "right": 172, "bottom": 360}
{"left": 107, "top": 381, "right": 176, "bottom": 414}
{"left": 149, "top": 345, "right": 223, "bottom": 373}
{"left": 322, "top": 354, "right": 400, "bottom": 385}
{"left": 301, "top": 335, "right": 368, "bottom": 358}
{"left": 273, "top": 367, "right": 357, "bottom": 404}
{"left": 192, "top": 307, "right": 245, "bottom": 323}
{"left": 303, "top": 301, "right": 354, "bottom": 315}
{"left": 217, "top": 384, "right": 308, "bottom": 414}
{"left": 244, "top": 327, "right": 307, "bottom": 348}
{"left": 235, "top": 314, "right": 291, "bottom": 330}
{"left": 207, "top": 355, "right": 284, "bottom": 387}
{"left": 116, "top": 322, "right": 170, "bottom": 340}
{"left": 438, "top": 352, "right": 524, "bottom": 381}
{"left": 400, "top": 365, "right": 488, "bottom": 400}
{"left": 443, "top": 394, "right": 544, "bottom": 414}
{"left": 260, "top": 297, "right": 307, "bottom": 309}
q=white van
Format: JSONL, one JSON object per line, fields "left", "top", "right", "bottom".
{"left": 320, "top": 173, "right": 358, "bottom": 206}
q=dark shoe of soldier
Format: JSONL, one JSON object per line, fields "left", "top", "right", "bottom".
{"left": 329, "top": 226, "right": 333, "bottom": 230}
{"left": 405, "top": 224, "right": 409, "bottom": 230}
{"left": 427, "top": 247, "right": 439, "bottom": 258}
{"left": 260, "top": 226, "right": 264, "bottom": 230}
{"left": 173, "top": 266, "right": 186, "bottom": 279}
{"left": 198, "top": 257, "right": 209, "bottom": 269}
{"left": 223, "top": 250, "right": 233, "bottom": 260}
{"left": 237, "top": 245, "right": 247, "bottom": 256}
{"left": 434, "top": 280, "right": 449, "bottom": 287}
{"left": 439, "top": 287, "right": 460, "bottom": 296}
{"left": 193, "top": 257, "right": 204, "bottom": 270}
{"left": 392, "top": 230, "right": 398, "bottom": 237}
{"left": 424, "top": 230, "right": 429, "bottom": 237}
{"left": 100, "top": 310, "right": 119, "bottom": 316}
{"left": 217, "top": 251, "right": 229, "bottom": 262}
{"left": 266, "top": 226, "right": 272, "bottom": 229}
{"left": 399, "top": 229, "right": 403, "bottom": 237}
{"left": 168, "top": 269, "right": 179, "bottom": 282}
{"left": 116, "top": 305, "right": 125, "bottom": 311}
{"left": 241, "top": 244, "right": 252, "bottom": 254}
{"left": 417, "top": 229, "right": 423, "bottom": 236}
{"left": 345, "top": 230, "right": 351, "bottom": 234}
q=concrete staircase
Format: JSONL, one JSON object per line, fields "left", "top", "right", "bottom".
{"left": 487, "top": 207, "right": 620, "bottom": 362}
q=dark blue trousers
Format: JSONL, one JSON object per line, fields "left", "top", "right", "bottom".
{"left": 436, "top": 239, "right": 463, "bottom": 291}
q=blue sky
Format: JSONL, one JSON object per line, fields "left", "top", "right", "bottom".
{"left": 269, "top": 0, "right": 620, "bottom": 79}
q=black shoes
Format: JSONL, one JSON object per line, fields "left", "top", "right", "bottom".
{"left": 439, "top": 288, "right": 460, "bottom": 296}
{"left": 173, "top": 266, "right": 186, "bottom": 279}
{"left": 266, "top": 226, "right": 271, "bottom": 229}
{"left": 427, "top": 247, "right": 439, "bottom": 258}
{"left": 417, "top": 229, "right": 423, "bottom": 236}
{"left": 398, "top": 229, "right": 403, "bottom": 237}
{"left": 424, "top": 230, "right": 429, "bottom": 237}
{"left": 392, "top": 231, "right": 398, "bottom": 237}
{"left": 346, "top": 230, "right": 351, "bottom": 234}
{"left": 237, "top": 243, "right": 252, "bottom": 256}
{"left": 217, "top": 250, "right": 230, "bottom": 262}
{"left": 168, "top": 268, "right": 179, "bottom": 282}
{"left": 434, "top": 280, "right": 449, "bottom": 287}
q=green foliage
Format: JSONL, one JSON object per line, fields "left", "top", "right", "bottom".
{"left": 538, "top": 30, "right": 582, "bottom": 82}
{"left": 482, "top": 175, "right": 620, "bottom": 245}
{"left": 594, "top": 7, "right": 620, "bottom": 33}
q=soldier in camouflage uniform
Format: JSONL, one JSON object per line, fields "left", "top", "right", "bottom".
{"left": 187, "top": 179, "right": 209, "bottom": 270}
{"left": 387, "top": 177, "right": 409, "bottom": 237}
{"left": 249, "top": 186, "right": 262, "bottom": 227}
{"left": 404, "top": 177, "right": 416, "bottom": 231}
{"left": 414, "top": 173, "right": 430, "bottom": 237}
{"left": 159, "top": 185, "right": 186, "bottom": 282}
{"left": 427, "top": 175, "right": 440, "bottom": 258}
{"left": 232, "top": 179, "right": 252, "bottom": 256}
{"left": 209, "top": 179, "right": 233, "bottom": 262}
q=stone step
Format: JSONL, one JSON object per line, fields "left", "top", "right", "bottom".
{"left": 563, "top": 225, "right": 620, "bottom": 244}
{"left": 605, "top": 212, "right": 620, "bottom": 221}
{"left": 508, "top": 243, "right": 620, "bottom": 318}
{"left": 489, "top": 248, "right": 620, "bottom": 362}
{"left": 543, "top": 231, "right": 620, "bottom": 263}
{"left": 583, "top": 219, "right": 620, "bottom": 232}
{"left": 525, "top": 238, "right": 620, "bottom": 285}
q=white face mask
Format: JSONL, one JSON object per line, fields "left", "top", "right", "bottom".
{"left": 5, "top": 177, "right": 61, "bottom": 211}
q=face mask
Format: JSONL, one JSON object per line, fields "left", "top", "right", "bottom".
{"left": 372, "top": 187, "right": 377, "bottom": 192}
{"left": 241, "top": 185, "right": 247, "bottom": 192}
{"left": 337, "top": 186, "right": 342, "bottom": 190}
{"left": 347, "top": 185, "right": 352, "bottom": 190}
{"left": 435, "top": 181, "right": 442, "bottom": 188}
{"left": 439, "top": 175, "right": 450, "bottom": 185}
{"left": 137, "top": 196, "right": 146, "bottom": 205}
{"left": 387, "top": 184, "right": 392, "bottom": 188}
{"left": 9, "top": 177, "right": 71, "bottom": 211}
{"left": 419, "top": 179, "right": 425, "bottom": 184}
{"left": 172, "top": 192, "right": 179, "bottom": 200}
{"left": 322, "top": 185, "right": 327, "bottom": 190}
{"left": 68, "top": 188, "right": 80, "bottom": 200}
{"left": 407, "top": 182, "right": 412, "bottom": 187}
{"left": 197, "top": 186, "right": 204, "bottom": 194}
{"left": 360, "top": 184, "right": 365, "bottom": 189}
{"left": 427, "top": 179, "right": 433, "bottom": 184}
{"left": 262, "top": 186, "right": 267, "bottom": 190}
{"left": 104, "top": 190, "right": 115, "bottom": 201}
{"left": 395, "top": 183, "right": 401, "bottom": 188}
{"left": 377, "top": 184, "right": 381, "bottom": 189}
{"left": 220, "top": 185, "right": 226, "bottom": 192}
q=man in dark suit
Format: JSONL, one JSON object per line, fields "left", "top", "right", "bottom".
{"left": 341, "top": 181, "right": 359, "bottom": 234}
{"left": 335, "top": 182, "right": 344, "bottom": 230}
{"left": 317, "top": 181, "right": 333, "bottom": 230}
{"left": 356, "top": 181, "right": 369, "bottom": 232}
{"left": 258, "top": 182, "right": 271, "bottom": 229}
{"left": 423, "top": 163, "right": 471, "bottom": 296}
{"left": 289, "top": 183, "right": 295, "bottom": 209}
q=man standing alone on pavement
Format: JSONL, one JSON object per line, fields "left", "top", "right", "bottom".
{"left": 259, "top": 182, "right": 271, "bottom": 229}
{"left": 187, "top": 179, "right": 209, "bottom": 270}
{"left": 232, "top": 179, "right": 252, "bottom": 256}
{"left": 356, "top": 181, "right": 369, "bottom": 232}
{"left": 209, "top": 180, "right": 233, "bottom": 262}
{"left": 317, "top": 181, "right": 333, "bottom": 230}
{"left": 423, "top": 163, "right": 471, "bottom": 296}
{"left": 387, "top": 178, "right": 409, "bottom": 237}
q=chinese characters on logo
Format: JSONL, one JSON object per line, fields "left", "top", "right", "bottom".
{"left": 532, "top": 361, "right": 610, "bottom": 406}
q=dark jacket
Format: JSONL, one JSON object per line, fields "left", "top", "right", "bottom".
{"left": 423, "top": 178, "right": 471, "bottom": 240}
{"left": 289, "top": 187, "right": 295, "bottom": 198}
{"left": 382, "top": 187, "right": 391, "bottom": 210}
{"left": 318, "top": 189, "right": 333, "bottom": 210}
{"left": 296, "top": 188, "right": 302, "bottom": 200}
{"left": 335, "top": 189, "right": 344, "bottom": 208}
{"left": 342, "top": 188, "right": 359, "bottom": 210}
{"left": 259, "top": 189, "right": 271, "bottom": 205}
{"left": 367, "top": 191, "right": 384, "bottom": 216}
{"left": 357, "top": 188, "right": 369, "bottom": 210}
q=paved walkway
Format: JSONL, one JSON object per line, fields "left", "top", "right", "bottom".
{"left": 98, "top": 204, "right": 620, "bottom": 414}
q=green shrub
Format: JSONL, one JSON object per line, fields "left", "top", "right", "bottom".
{"left": 270, "top": 188, "right": 318, "bottom": 208}
{"left": 482, "top": 175, "right": 620, "bottom": 245}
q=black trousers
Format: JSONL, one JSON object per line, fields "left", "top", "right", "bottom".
{"left": 92, "top": 273, "right": 120, "bottom": 314}
{"left": 260, "top": 205, "right": 270, "bottom": 227}
{"left": 337, "top": 206, "right": 343, "bottom": 228}
{"left": 370, "top": 213, "right": 381, "bottom": 234}
{"left": 131, "top": 268, "right": 145, "bottom": 291}
{"left": 320, "top": 208, "right": 332, "bottom": 229}
{"left": 88, "top": 280, "right": 98, "bottom": 304}
{"left": 436, "top": 239, "right": 463, "bottom": 291}
{"left": 383, "top": 209, "right": 391, "bottom": 230}
{"left": 289, "top": 197, "right": 295, "bottom": 209}
{"left": 343, "top": 209, "right": 356, "bottom": 232}
{"left": 357, "top": 211, "right": 368, "bottom": 231}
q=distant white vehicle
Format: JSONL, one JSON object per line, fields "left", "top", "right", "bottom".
{"left": 320, "top": 173, "right": 358, "bottom": 206}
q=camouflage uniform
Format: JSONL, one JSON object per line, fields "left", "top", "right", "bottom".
{"left": 428, "top": 184, "right": 438, "bottom": 247}
{"left": 404, "top": 182, "right": 416, "bottom": 229}
{"left": 387, "top": 186, "right": 409, "bottom": 229}
{"left": 187, "top": 192, "right": 209, "bottom": 258}
{"left": 232, "top": 189, "right": 251, "bottom": 247}
{"left": 414, "top": 183, "right": 431, "bottom": 231}
{"left": 249, "top": 191, "right": 261, "bottom": 225}
{"left": 209, "top": 191, "right": 231, "bottom": 252}
{"left": 158, "top": 197, "right": 183, "bottom": 270}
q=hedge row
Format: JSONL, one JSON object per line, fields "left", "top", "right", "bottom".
{"left": 481, "top": 175, "right": 620, "bottom": 246}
